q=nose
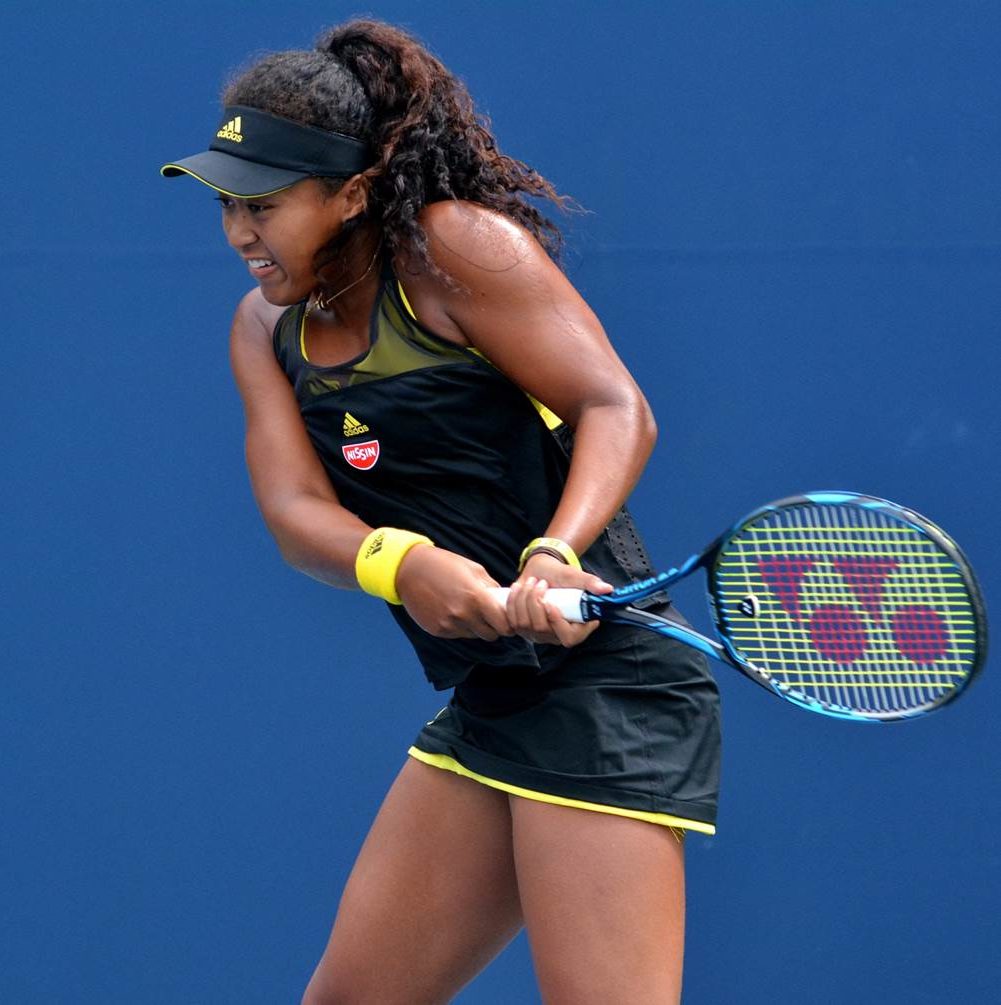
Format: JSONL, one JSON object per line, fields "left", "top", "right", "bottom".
{"left": 222, "top": 205, "right": 258, "bottom": 251}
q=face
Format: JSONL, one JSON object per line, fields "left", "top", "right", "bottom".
{"left": 217, "top": 177, "right": 365, "bottom": 305}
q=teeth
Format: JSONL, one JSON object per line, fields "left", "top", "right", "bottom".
{"left": 248, "top": 259, "right": 274, "bottom": 268}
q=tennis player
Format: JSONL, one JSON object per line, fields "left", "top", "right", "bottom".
{"left": 162, "top": 19, "right": 720, "bottom": 1005}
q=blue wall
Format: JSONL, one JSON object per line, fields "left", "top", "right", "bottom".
{"left": 3, "top": 2, "right": 998, "bottom": 1002}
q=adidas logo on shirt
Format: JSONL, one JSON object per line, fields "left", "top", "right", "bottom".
{"left": 216, "top": 116, "right": 243, "bottom": 143}
{"left": 343, "top": 412, "right": 371, "bottom": 437}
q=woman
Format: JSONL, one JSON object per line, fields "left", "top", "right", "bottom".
{"left": 162, "top": 19, "right": 720, "bottom": 1005}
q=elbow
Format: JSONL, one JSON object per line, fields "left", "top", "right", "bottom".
{"left": 271, "top": 520, "right": 327, "bottom": 580}
{"left": 273, "top": 529, "right": 305, "bottom": 571}
{"left": 257, "top": 486, "right": 355, "bottom": 587}
{"left": 641, "top": 397, "right": 658, "bottom": 450}
{"left": 631, "top": 388, "right": 658, "bottom": 460}
{"left": 266, "top": 513, "right": 304, "bottom": 571}
{"left": 576, "top": 386, "right": 658, "bottom": 459}
{"left": 258, "top": 493, "right": 310, "bottom": 572}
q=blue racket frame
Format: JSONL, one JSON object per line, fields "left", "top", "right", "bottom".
{"left": 577, "top": 491, "right": 987, "bottom": 722}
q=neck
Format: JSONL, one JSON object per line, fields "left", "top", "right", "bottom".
{"left": 310, "top": 226, "right": 383, "bottom": 325}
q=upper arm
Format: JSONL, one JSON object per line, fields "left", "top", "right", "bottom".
{"left": 406, "top": 202, "right": 653, "bottom": 431}
{"left": 228, "top": 288, "right": 338, "bottom": 521}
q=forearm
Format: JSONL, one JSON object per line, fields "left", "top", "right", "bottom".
{"left": 264, "top": 492, "right": 372, "bottom": 589}
{"left": 542, "top": 397, "right": 657, "bottom": 555}
{"left": 265, "top": 492, "right": 511, "bottom": 642}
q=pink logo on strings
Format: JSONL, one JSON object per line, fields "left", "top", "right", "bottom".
{"left": 757, "top": 555, "right": 950, "bottom": 664}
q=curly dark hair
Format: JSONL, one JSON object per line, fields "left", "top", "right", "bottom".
{"left": 222, "top": 19, "right": 572, "bottom": 277}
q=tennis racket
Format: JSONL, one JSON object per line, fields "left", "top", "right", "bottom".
{"left": 495, "top": 492, "right": 987, "bottom": 721}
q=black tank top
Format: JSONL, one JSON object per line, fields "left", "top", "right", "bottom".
{"left": 273, "top": 261, "right": 659, "bottom": 689}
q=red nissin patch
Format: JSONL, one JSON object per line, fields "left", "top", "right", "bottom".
{"left": 342, "top": 439, "right": 380, "bottom": 470}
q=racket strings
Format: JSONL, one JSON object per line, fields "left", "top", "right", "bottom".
{"left": 715, "top": 503, "right": 977, "bottom": 715}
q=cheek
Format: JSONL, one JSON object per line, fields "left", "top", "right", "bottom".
{"left": 292, "top": 219, "right": 341, "bottom": 264}
{"left": 277, "top": 212, "right": 317, "bottom": 249}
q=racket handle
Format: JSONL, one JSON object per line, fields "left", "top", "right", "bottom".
{"left": 488, "top": 587, "right": 587, "bottom": 622}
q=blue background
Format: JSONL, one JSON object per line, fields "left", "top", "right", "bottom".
{"left": 2, "top": 2, "right": 998, "bottom": 1002}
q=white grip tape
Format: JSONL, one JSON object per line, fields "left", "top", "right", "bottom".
{"left": 488, "top": 587, "right": 587, "bottom": 622}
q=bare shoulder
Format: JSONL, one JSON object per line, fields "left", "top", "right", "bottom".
{"left": 231, "top": 286, "right": 287, "bottom": 348}
{"left": 394, "top": 202, "right": 561, "bottom": 342}
{"left": 416, "top": 200, "right": 545, "bottom": 279}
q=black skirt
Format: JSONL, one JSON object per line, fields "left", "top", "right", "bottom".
{"left": 410, "top": 604, "right": 722, "bottom": 835}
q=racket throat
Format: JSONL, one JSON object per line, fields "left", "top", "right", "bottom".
{"left": 614, "top": 607, "right": 727, "bottom": 662}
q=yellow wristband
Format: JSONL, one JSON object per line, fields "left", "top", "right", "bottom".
{"left": 355, "top": 527, "right": 434, "bottom": 605}
{"left": 518, "top": 536, "right": 582, "bottom": 573}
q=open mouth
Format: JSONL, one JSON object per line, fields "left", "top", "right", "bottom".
{"left": 246, "top": 258, "right": 277, "bottom": 276}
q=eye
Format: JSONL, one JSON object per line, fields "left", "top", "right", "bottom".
{"left": 213, "top": 196, "right": 269, "bottom": 214}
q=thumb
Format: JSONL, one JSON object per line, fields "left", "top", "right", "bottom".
{"left": 580, "top": 572, "right": 615, "bottom": 595}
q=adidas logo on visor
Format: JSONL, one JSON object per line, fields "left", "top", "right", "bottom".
{"left": 216, "top": 116, "right": 243, "bottom": 143}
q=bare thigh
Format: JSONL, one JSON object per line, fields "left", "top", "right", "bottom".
{"left": 511, "top": 797, "right": 686, "bottom": 1005}
{"left": 301, "top": 758, "right": 523, "bottom": 1005}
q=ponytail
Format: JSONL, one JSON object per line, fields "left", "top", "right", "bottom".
{"left": 223, "top": 19, "right": 571, "bottom": 275}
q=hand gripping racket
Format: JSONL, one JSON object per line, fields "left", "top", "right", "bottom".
{"left": 498, "top": 492, "right": 987, "bottom": 721}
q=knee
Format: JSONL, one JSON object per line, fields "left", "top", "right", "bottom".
{"left": 299, "top": 983, "right": 327, "bottom": 1005}
{"left": 300, "top": 983, "right": 342, "bottom": 1005}
{"left": 302, "top": 966, "right": 449, "bottom": 1005}
{"left": 300, "top": 973, "right": 346, "bottom": 1005}
{"left": 300, "top": 970, "right": 375, "bottom": 1005}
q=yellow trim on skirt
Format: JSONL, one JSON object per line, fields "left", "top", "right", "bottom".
{"left": 408, "top": 746, "right": 716, "bottom": 836}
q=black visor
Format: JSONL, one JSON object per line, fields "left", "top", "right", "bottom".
{"left": 160, "top": 105, "right": 372, "bottom": 197}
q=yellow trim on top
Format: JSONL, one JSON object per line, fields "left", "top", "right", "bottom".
{"left": 527, "top": 398, "right": 564, "bottom": 431}
{"left": 468, "top": 349, "right": 563, "bottom": 430}
{"left": 408, "top": 747, "right": 716, "bottom": 835}
{"left": 397, "top": 281, "right": 563, "bottom": 431}
{"left": 159, "top": 164, "right": 295, "bottom": 199}
{"left": 397, "top": 280, "right": 419, "bottom": 321}
{"left": 299, "top": 305, "right": 310, "bottom": 362}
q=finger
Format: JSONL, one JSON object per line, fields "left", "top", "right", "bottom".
{"left": 581, "top": 574, "right": 615, "bottom": 595}
{"left": 471, "top": 621, "right": 500, "bottom": 642}
{"left": 480, "top": 590, "right": 514, "bottom": 637}
{"left": 505, "top": 579, "right": 523, "bottom": 622}
{"left": 437, "top": 616, "right": 499, "bottom": 642}
{"left": 527, "top": 578, "right": 553, "bottom": 636}
{"left": 507, "top": 576, "right": 536, "bottom": 634}
{"left": 506, "top": 578, "right": 552, "bottom": 644}
{"left": 545, "top": 607, "right": 601, "bottom": 647}
{"left": 540, "top": 596, "right": 580, "bottom": 646}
